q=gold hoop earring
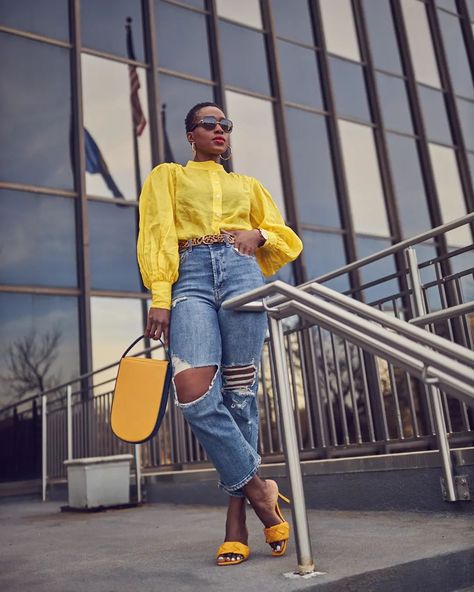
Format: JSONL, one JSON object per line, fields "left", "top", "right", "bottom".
{"left": 191, "top": 141, "right": 196, "bottom": 156}
{"left": 220, "top": 145, "right": 232, "bottom": 161}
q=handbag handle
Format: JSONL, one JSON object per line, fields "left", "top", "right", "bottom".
{"left": 121, "top": 334, "right": 170, "bottom": 362}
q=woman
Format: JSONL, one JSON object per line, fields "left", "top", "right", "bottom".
{"left": 137, "top": 101, "right": 303, "bottom": 566}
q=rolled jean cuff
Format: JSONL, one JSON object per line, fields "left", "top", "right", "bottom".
{"left": 218, "top": 454, "right": 261, "bottom": 496}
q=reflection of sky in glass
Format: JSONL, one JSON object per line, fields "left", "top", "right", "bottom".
{"left": 88, "top": 201, "right": 142, "bottom": 292}
{"left": 456, "top": 98, "right": 474, "bottom": 152}
{"left": 302, "top": 230, "right": 349, "bottom": 292}
{"left": 81, "top": 0, "right": 145, "bottom": 61}
{"left": 338, "top": 120, "right": 389, "bottom": 237}
{"left": 0, "top": 0, "right": 69, "bottom": 41}
{"left": 0, "top": 190, "right": 77, "bottom": 287}
{"left": 362, "top": 0, "right": 402, "bottom": 74}
{"left": 428, "top": 144, "right": 471, "bottom": 246}
{"left": 0, "top": 294, "right": 80, "bottom": 407}
{"left": 438, "top": 12, "right": 474, "bottom": 99}
{"left": 219, "top": 22, "right": 271, "bottom": 95}
{"left": 271, "top": 0, "right": 313, "bottom": 44}
{"left": 156, "top": 1, "right": 212, "bottom": 80}
{"left": 278, "top": 41, "right": 323, "bottom": 109}
{"left": 225, "top": 91, "right": 285, "bottom": 216}
{"left": 159, "top": 74, "right": 214, "bottom": 165}
{"left": 286, "top": 107, "right": 340, "bottom": 228}
{"left": 330, "top": 57, "right": 371, "bottom": 122}
{"left": 82, "top": 54, "right": 151, "bottom": 200}
{"left": 418, "top": 85, "right": 452, "bottom": 145}
{"left": 356, "top": 236, "right": 399, "bottom": 303}
{"left": 0, "top": 33, "right": 73, "bottom": 190}
{"left": 91, "top": 297, "right": 144, "bottom": 394}
{"left": 216, "top": 0, "right": 262, "bottom": 28}
{"left": 319, "top": 0, "right": 360, "bottom": 61}
{"left": 376, "top": 73, "right": 413, "bottom": 134}
{"left": 385, "top": 133, "right": 431, "bottom": 238}
{"left": 400, "top": 0, "right": 441, "bottom": 88}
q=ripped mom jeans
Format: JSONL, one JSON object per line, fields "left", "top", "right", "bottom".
{"left": 169, "top": 242, "right": 268, "bottom": 496}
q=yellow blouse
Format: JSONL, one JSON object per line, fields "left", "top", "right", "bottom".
{"left": 137, "top": 159, "right": 303, "bottom": 309}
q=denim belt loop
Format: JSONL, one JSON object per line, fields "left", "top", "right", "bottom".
{"left": 187, "top": 239, "right": 193, "bottom": 253}
{"left": 224, "top": 232, "right": 231, "bottom": 247}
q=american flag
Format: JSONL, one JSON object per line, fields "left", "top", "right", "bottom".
{"left": 126, "top": 18, "right": 147, "bottom": 137}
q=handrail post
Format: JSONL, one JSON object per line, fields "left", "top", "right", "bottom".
{"left": 268, "top": 316, "right": 316, "bottom": 574}
{"left": 405, "top": 247, "right": 457, "bottom": 501}
{"left": 134, "top": 444, "right": 142, "bottom": 504}
{"left": 67, "top": 386, "right": 73, "bottom": 461}
{"left": 42, "top": 395, "right": 47, "bottom": 502}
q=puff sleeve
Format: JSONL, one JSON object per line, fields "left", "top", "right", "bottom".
{"left": 250, "top": 178, "right": 303, "bottom": 276}
{"left": 136, "top": 164, "right": 179, "bottom": 310}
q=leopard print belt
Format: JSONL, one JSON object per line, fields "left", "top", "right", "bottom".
{"left": 178, "top": 233, "right": 235, "bottom": 250}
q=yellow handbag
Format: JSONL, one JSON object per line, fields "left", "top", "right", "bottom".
{"left": 110, "top": 335, "right": 172, "bottom": 444}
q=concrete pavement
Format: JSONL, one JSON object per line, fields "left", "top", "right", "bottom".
{"left": 0, "top": 497, "right": 473, "bottom": 592}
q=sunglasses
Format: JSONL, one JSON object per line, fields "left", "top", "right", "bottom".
{"left": 190, "top": 116, "right": 233, "bottom": 133}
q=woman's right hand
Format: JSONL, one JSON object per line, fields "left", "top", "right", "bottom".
{"left": 145, "top": 307, "right": 170, "bottom": 344}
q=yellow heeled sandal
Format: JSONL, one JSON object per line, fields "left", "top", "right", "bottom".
{"left": 215, "top": 541, "right": 250, "bottom": 566}
{"left": 264, "top": 492, "right": 291, "bottom": 557}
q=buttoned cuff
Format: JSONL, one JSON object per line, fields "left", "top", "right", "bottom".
{"left": 151, "top": 281, "right": 172, "bottom": 310}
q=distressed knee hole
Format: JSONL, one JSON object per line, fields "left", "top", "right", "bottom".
{"left": 172, "top": 363, "right": 218, "bottom": 406}
{"left": 222, "top": 364, "right": 257, "bottom": 391}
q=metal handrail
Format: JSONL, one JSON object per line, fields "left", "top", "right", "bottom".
{"left": 224, "top": 280, "right": 474, "bottom": 370}
{"left": 310, "top": 213, "right": 474, "bottom": 285}
{"left": 222, "top": 281, "right": 474, "bottom": 402}
{"left": 410, "top": 301, "right": 474, "bottom": 326}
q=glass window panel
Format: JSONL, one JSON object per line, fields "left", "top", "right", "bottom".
{"left": 182, "top": 0, "right": 205, "bottom": 7}
{"left": 286, "top": 108, "right": 340, "bottom": 227}
{"left": 436, "top": 0, "right": 458, "bottom": 12}
{"left": 449, "top": 247, "right": 474, "bottom": 303}
{"left": 0, "top": 0, "right": 69, "bottom": 41}
{"left": 456, "top": 98, "right": 474, "bottom": 152}
{"left": 319, "top": 0, "right": 360, "bottom": 61}
{"left": 338, "top": 120, "right": 389, "bottom": 236}
{"left": 428, "top": 143, "right": 471, "bottom": 246}
{"left": 0, "top": 33, "right": 73, "bottom": 190}
{"left": 159, "top": 74, "right": 214, "bottom": 165}
{"left": 329, "top": 57, "right": 371, "bottom": 122}
{"left": 271, "top": 0, "right": 313, "bottom": 44}
{"left": 356, "top": 237, "right": 399, "bottom": 304}
{"left": 278, "top": 41, "right": 323, "bottom": 109}
{"left": 376, "top": 73, "right": 413, "bottom": 133}
{"left": 467, "top": 151, "right": 474, "bottom": 186}
{"left": 302, "top": 230, "right": 349, "bottom": 291}
{"left": 89, "top": 201, "right": 142, "bottom": 292}
{"left": 81, "top": 0, "right": 145, "bottom": 62}
{"left": 400, "top": 0, "right": 441, "bottom": 88}
{"left": 438, "top": 12, "right": 474, "bottom": 99}
{"left": 219, "top": 21, "right": 270, "bottom": 95}
{"left": 82, "top": 54, "right": 151, "bottom": 200}
{"left": 0, "top": 191, "right": 76, "bottom": 287}
{"left": 362, "top": 0, "right": 402, "bottom": 74}
{"left": 385, "top": 134, "right": 431, "bottom": 238}
{"left": 91, "top": 297, "right": 144, "bottom": 394}
{"left": 216, "top": 0, "right": 262, "bottom": 28}
{"left": 468, "top": 0, "right": 474, "bottom": 20}
{"left": 0, "top": 293, "right": 80, "bottom": 407}
{"left": 155, "top": 1, "right": 211, "bottom": 80}
{"left": 418, "top": 85, "right": 452, "bottom": 145}
{"left": 225, "top": 91, "right": 285, "bottom": 215}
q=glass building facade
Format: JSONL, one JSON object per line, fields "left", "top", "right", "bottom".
{"left": 0, "top": 0, "right": 473, "bottom": 408}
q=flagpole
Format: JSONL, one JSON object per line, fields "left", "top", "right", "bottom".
{"left": 126, "top": 17, "right": 149, "bottom": 357}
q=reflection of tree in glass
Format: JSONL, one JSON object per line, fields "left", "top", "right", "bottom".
{"left": 1, "top": 326, "right": 62, "bottom": 402}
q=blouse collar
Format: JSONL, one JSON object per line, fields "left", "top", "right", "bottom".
{"left": 186, "top": 159, "right": 224, "bottom": 171}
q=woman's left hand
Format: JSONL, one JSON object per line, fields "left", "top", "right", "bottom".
{"left": 221, "top": 229, "right": 261, "bottom": 255}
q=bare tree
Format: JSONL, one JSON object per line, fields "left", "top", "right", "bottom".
{"left": 1, "top": 327, "right": 63, "bottom": 403}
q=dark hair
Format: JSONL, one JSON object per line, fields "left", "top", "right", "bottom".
{"left": 185, "top": 101, "right": 223, "bottom": 133}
